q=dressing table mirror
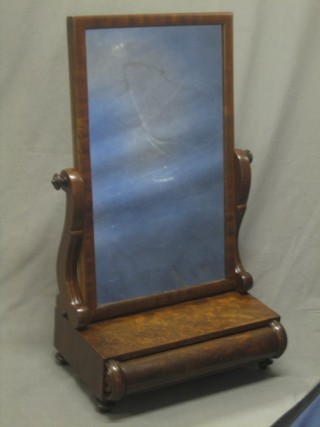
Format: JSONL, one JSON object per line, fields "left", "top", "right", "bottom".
{"left": 52, "top": 13, "right": 287, "bottom": 411}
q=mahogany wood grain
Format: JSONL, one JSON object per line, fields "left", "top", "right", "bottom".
{"left": 54, "top": 306, "right": 286, "bottom": 402}
{"left": 234, "top": 149, "right": 254, "bottom": 292}
{"left": 55, "top": 168, "right": 91, "bottom": 328}
{"left": 83, "top": 292, "right": 279, "bottom": 361}
{"left": 105, "top": 321, "right": 287, "bottom": 400}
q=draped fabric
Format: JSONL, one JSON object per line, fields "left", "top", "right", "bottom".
{"left": 272, "top": 383, "right": 320, "bottom": 427}
{"left": 1, "top": 1, "right": 319, "bottom": 426}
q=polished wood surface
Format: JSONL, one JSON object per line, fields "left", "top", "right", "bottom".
{"left": 54, "top": 168, "right": 91, "bottom": 328}
{"left": 104, "top": 321, "right": 287, "bottom": 400}
{"left": 54, "top": 306, "right": 286, "bottom": 402}
{"left": 83, "top": 292, "right": 279, "bottom": 360}
{"left": 234, "top": 149, "right": 254, "bottom": 292}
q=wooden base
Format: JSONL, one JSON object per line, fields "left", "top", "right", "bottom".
{"left": 54, "top": 291, "right": 287, "bottom": 405}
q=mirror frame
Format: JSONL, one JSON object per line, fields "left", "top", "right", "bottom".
{"left": 65, "top": 13, "right": 244, "bottom": 322}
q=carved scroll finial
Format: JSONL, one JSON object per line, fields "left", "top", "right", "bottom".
{"left": 105, "top": 360, "right": 126, "bottom": 402}
{"left": 270, "top": 320, "right": 288, "bottom": 358}
{"left": 51, "top": 173, "right": 68, "bottom": 190}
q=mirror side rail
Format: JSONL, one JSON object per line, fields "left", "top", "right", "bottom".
{"left": 234, "top": 149, "right": 253, "bottom": 293}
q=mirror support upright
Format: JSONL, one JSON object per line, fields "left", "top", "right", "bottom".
{"left": 52, "top": 168, "right": 91, "bottom": 329}
{"left": 234, "top": 149, "right": 254, "bottom": 293}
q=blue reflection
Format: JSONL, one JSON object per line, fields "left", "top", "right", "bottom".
{"left": 86, "top": 25, "right": 225, "bottom": 304}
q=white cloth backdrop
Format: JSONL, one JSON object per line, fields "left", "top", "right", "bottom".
{"left": 1, "top": 1, "right": 319, "bottom": 426}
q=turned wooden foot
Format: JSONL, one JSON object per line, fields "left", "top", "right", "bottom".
{"left": 55, "top": 352, "right": 69, "bottom": 366}
{"left": 96, "top": 399, "right": 116, "bottom": 413}
{"left": 258, "top": 358, "right": 273, "bottom": 370}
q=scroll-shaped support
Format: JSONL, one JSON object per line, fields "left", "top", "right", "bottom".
{"left": 52, "top": 168, "right": 91, "bottom": 329}
{"left": 234, "top": 149, "right": 253, "bottom": 292}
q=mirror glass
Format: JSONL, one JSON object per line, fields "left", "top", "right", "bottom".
{"left": 85, "top": 24, "right": 225, "bottom": 305}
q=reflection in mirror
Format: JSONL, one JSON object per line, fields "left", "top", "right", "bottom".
{"left": 85, "top": 24, "right": 225, "bottom": 305}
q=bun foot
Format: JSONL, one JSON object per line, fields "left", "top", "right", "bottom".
{"left": 96, "top": 399, "right": 116, "bottom": 413}
{"left": 55, "top": 352, "right": 69, "bottom": 366}
{"left": 258, "top": 358, "right": 273, "bottom": 370}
